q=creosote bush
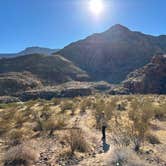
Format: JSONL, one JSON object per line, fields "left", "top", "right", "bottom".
{"left": 106, "top": 147, "right": 148, "bottom": 166}
{"left": 8, "top": 129, "right": 24, "bottom": 146}
{"left": 146, "top": 133, "right": 160, "bottom": 145}
{"left": 3, "top": 144, "right": 38, "bottom": 166}
{"left": 128, "top": 99, "right": 154, "bottom": 151}
{"left": 153, "top": 103, "right": 166, "bottom": 120}
{"left": 65, "top": 128, "right": 89, "bottom": 154}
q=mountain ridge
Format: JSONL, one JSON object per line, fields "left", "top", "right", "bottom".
{"left": 58, "top": 24, "right": 166, "bottom": 83}
{"left": 0, "top": 47, "right": 60, "bottom": 58}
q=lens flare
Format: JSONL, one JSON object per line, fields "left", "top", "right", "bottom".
{"left": 89, "top": 0, "right": 104, "bottom": 16}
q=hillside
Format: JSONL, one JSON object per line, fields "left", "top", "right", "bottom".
{"left": 0, "top": 47, "right": 60, "bottom": 58}
{"left": 58, "top": 24, "right": 166, "bottom": 83}
{"left": 123, "top": 54, "right": 166, "bottom": 94}
{"left": 0, "top": 54, "right": 89, "bottom": 84}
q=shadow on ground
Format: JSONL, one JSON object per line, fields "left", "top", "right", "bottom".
{"left": 102, "top": 139, "right": 110, "bottom": 153}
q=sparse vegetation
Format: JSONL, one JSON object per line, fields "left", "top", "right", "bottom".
{"left": 0, "top": 95, "right": 165, "bottom": 166}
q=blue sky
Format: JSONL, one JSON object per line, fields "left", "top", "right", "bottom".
{"left": 0, "top": 0, "right": 166, "bottom": 53}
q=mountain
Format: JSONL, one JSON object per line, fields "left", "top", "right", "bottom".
{"left": 0, "top": 47, "right": 60, "bottom": 58}
{"left": 18, "top": 47, "right": 60, "bottom": 56}
{"left": 0, "top": 54, "right": 89, "bottom": 84}
{"left": 58, "top": 24, "right": 166, "bottom": 83}
{"left": 122, "top": 54, "right": 166, "bottom": 94}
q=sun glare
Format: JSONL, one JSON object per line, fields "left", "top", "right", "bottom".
{"left": 89, "top": 0, "right": 104, "bottom": 16}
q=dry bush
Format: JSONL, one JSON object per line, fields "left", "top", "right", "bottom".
{"left": 51, "top": 98, "right": 61, "bottom": 105}
{"left": 14, "top": 112, "right": 27, "bottom": 128}
{"left": 106, "top": 147, "right": 148, "bottom": 166}
{"left": 8, "top": 129, "right": 24, "bottom": 146}
{"left": 35, "top": 114, "right": 67, "bottom": 136}
{"left": 3, "top": 144, "right": 38, "bottom": 166}
{"left": 60, "top": 100, "right": 75, "bottom": 113}
{"left": 153, "top": 103, "right": 166, "bottom": 120}
{"left": 65, "top": 129, "right": 89, "bottom": 154}
{"left": 93, "top": 97, "right": 118, "bottom": 129}
{"left": 128, "top": 99, "right": 154, "bottom": 151}
{"left": 109, "top": 118, "right": 132, "bottom": 147}
{"left": 146, "top": 133, "right": 160, "bottom": 145}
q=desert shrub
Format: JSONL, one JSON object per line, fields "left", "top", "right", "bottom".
{"left": 128, "top": 99, "right": 154, "bottom": 151}
{"left": 65, "top": 129, "right": 89, "bottom": 154}
{"left": 109, "top": 118, "right": 132, "bottom": 147}
{"left": 153, "top": 103, "right": 166, "bottom": 120}
{"left": 106, "top": 147, "right": 148, "bottom": 166}
{"left": 60, "top": 100, "right": 75, "bottom": 113}
{"left": 14, "top": 112, "right": 27, "bottom": 128}
{"left": 92, "top": 97, "right": 118, "bottom": 129}
{"left": 93, "top": 99, "right": 105, "bottom": 129}
{"left": 35, "top": 114, "right": 67, "bottom": 136}
{"left": 80, "top": 97, "right": 95, "bottom": 113}
{"left": 51, "top": 98, "right": 61, "bottom": 105}
{"left": 146, "top": 133, "right": 160, "bottom": 145}
{"left": 0, "top": 118, "right": 12, "bottom": 136}
{"left": 8, "top": 129, "right": 24, "bottom": 146}
{"left": 3, "top": 144, "right": 38, "bottom": 166}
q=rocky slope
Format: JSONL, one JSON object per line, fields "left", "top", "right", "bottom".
{"left": 123, "top": 55, "right": 166, "bottom": 94}
{"left": 0, "top": 54, "right": 89, "bottom": 84}
{"left": 0, "top": 72, "right": 42, "bottom": 96}
{"left": 58, "top": 24, "right": 166, "bottom": 83}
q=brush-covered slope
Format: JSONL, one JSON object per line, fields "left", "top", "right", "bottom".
{"left": 123, "top": 54, "right": 166, "bottom": 94}
{"left": 0, "top": 54, "right": 89, "bottom": 84}
{"left": 58, "top": 24, "right": 166, "bottom": 83}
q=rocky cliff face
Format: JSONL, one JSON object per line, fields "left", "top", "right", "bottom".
{"left": 58, "top": 24, "right": 166, "bottom": 83}
{"left": 0, "top": 72, "right": 42, "bottom": 96}
{"left": 123, "top": 55, "right": 166, "bottom": 94}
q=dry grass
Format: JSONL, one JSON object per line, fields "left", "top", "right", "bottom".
{"left": 0, "top": 95, "right": 165, "bottom": 166}
{"left": 65, "top": 128, "right": 89, "bottom": 154}
{"left": 3, "top": 144, "right": 38, "bottom": 166}
{"left": 106, "top": 147, "right": 149, "bottom": 166}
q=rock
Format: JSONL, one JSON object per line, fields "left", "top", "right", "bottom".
{"left": 0, "top": 72, "right": 42, "bottom": 96}
{"left": 0, "top": 96, "right": 20, "bottom": 103}
{"left": 123, "top": 54, "right": 166, "bottom": 94}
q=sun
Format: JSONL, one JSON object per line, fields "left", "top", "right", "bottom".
{"left": 89, "top": 0, "right": 104, "bottom": 16}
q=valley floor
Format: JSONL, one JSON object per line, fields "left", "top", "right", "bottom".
{"left": 0, "top": 95, "right": 166, "bottom": 166}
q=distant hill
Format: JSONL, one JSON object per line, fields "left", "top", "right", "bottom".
{"left": 123, "top": 54, "right": 166, "bottom": 94}
{"left": 58, "top": 24, "right": 166, "bottom": 83}
{"left": 0, "top": 47, "right": 60, "bottom": 58}
{"left": 0, "top": 54, "right": 89, "bottom": 84}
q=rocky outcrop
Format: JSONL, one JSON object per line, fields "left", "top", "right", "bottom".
{"left": 122, "top": 55, "right": 166, "bottom": 94}
{"left": 58, "top": 24, "right": 166, "bottom": 83}
{"left": 0, "top": 96, "right": 20, "bottom": 104}
{"left": 16, "top": 81, "right": 111, "bottom": 101}
{"left": 0, "top": 72, "right": 42, "bottom": 96}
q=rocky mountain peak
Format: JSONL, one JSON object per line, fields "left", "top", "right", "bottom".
{"left": 105, "top": 24, "right": 130, "bottom": 33}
